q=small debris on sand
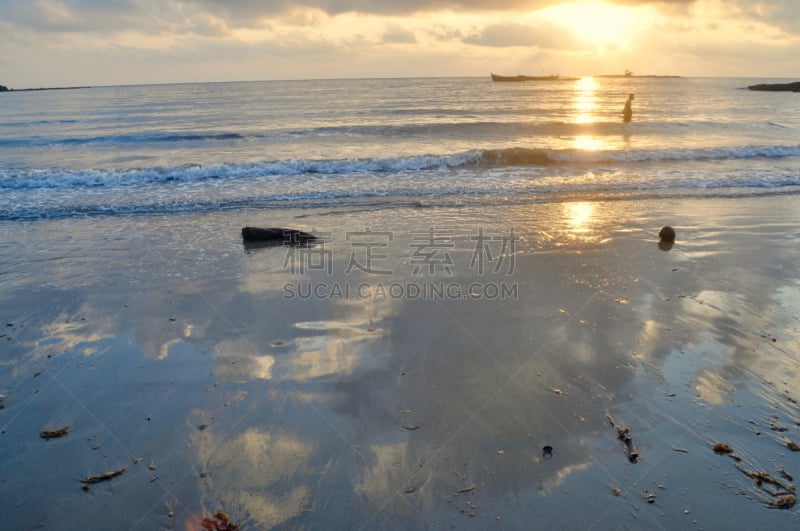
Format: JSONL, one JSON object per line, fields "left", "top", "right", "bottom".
{"left": 201, "top": 510, "right": 239, "bottom": 530}
{"left": 607, "top": 414, "right": 639, "bottom": 463}
{"left": 610, "top": 486, "right": 622, "bottom": 496}
{"left": 786, "top": 439, "right": 800, "bottom": 452}
{"left": 79, "top": 468, "right": 126, "bottom": 484}
{"left": 458, "top": 485, "right": 476, "bottom": 493}
{"left": 735, "top": 464, "right": 793, "bottom": 491}
{"left": 542, "top": 445, "right": 553, "bottom": 459}
{"left": 712, "top": 442, "right": 733, "bottom": 454}
{"left": 766, "top": 494, "right": 796, "bottom": 509}
{"left": 777, "top": 467, "right": 793, "bottom": 481}
{"left": 40, "top": 427, "right": 70, "bottom": 439}
{"left": 724, "top": 461, "right": 797, "bottom": 509}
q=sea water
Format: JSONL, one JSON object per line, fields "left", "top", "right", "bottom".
{"left": 1, "top": 76, "right": 799, "bottom": 220}
{"left": 3, "top": 77, "right": 800, "bottom": 530}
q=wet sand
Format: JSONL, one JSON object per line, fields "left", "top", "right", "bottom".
{"left": 1, "top": 195, "right": 799, "bottom": 529}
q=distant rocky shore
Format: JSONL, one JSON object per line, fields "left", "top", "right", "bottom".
{"left": 747, "top": 81, "right": 800, "bottom": 92}
{"left": 0, "top": 84, "right": 90, "bottom": 92}
{"left": 596, "top": 74, "right": 681, "bottom": 78}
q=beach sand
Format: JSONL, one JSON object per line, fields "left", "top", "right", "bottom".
{"left": 1, "top": 194, "right": 799, "bottom": 529}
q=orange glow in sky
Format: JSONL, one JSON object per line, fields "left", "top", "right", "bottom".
{"left": 542, "top": 1, "right": 643, "bottom": 50}
{"left": 0, "top": 0, "right": 798, "bottom": 86}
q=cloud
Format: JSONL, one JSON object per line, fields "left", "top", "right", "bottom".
{"left": 0, "top": 0, "right": 530, "bottom": 34}
{"left": 185, "top": 0, "right": 545, "bottom": 19}
{"left": 731, "top": 0, "right": 800, "bottom": 33}
{"left": 186, "top": 0, "right": 704, "bottom": 18}
{"left": 463, "top": 21, "right": 578, "bottom": 48}
{"left": 3, "top": 1, "right": 792, "bottom": 42}
{"left": 0, "top": 0, "right": 142, "bottom": 32}
{"left": 382, "top": 25, "right": 417, "bottom": 44}
{"left": 0, "top": 0, "right": 227, "bottom": 36}
{"left": 2, "top": 0, "right": 799, "bottom": 86}
{"left": 0, "top": 0, "right": 706, "bottom": 35}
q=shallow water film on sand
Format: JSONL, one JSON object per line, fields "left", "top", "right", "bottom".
{"left": 1, "top": 196, "right": 800, "bottom": 529}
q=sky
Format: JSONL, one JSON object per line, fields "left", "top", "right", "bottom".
{"left": 1, "top": 0, "right": 798, "bottom": 87}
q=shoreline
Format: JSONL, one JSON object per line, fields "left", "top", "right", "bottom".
{"left": 6, "top": 181, "right": 800, "bottom": 223}
{"left": 1, "top": 194, "right": 799, "bottom": 528}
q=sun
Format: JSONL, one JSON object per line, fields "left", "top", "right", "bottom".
{"left": 541, "top": 1, "right": 640, "bottom": 48}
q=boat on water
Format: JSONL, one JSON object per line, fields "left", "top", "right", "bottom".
{"left": 490, "top": 73, "right": 580, "bottom": 82}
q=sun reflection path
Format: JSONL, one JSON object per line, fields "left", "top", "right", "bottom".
{"left": 571, "top": 77, "right": 614, "bottom": 153}
{"left": 573, "top": 135, "right": 605, "bottom": 151}
{"left": 573, "top": 77, "right": 598, "bottom": 124}
{"left": 565, "top": 201, "right": 595, "bottom": 235}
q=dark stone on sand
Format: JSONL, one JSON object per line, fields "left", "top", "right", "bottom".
{"left": 241, "top": 226, "right": 317, "bottom": 244}
{"left": 542, "top": 445, "right": 553, "bottom": 459}
{"left": 658, "top": 226, "right": 676, "bottom": 242}
{"left": 747, "top": 82, "right": 800, "bottom": 92}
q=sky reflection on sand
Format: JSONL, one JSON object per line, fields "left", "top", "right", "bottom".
{"left": 189, "top": 426, "right": 313, "bottom": 527}
{"left": 1, "top": 198, "right": 800, "bottom": 528}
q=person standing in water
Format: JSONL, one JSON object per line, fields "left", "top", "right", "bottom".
{"left": 623, "top": 93, "right": 634, "bottom": 122}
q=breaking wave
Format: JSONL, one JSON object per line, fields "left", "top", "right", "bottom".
{"left": 3, "top": 144, "right": 799, "bottom": 190}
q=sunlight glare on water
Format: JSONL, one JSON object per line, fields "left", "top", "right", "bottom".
{"left": 573, "top": 76, "right": 599, "bottom": 124}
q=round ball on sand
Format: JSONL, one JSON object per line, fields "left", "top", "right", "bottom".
{"left": 658, "top": 226, "right": 676, "bottom": 242}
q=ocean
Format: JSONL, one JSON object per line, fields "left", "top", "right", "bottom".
{"left": 2, "top": 76, "right": 799, "bottom": 220}
{"left": 3, "top": 77, "right": 800, "bottom": 529}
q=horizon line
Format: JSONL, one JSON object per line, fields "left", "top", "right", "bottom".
{"left": 3, "top": 74, "right": 798, "bottom": 92}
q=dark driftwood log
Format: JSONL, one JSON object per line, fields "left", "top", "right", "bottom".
{"left": 241, "top": 227, "right": 317, "bottom": 244}
{"left": 80, "top": 468, "right": 126, "bottom": 484}
{"left": 40, "top": 427, "right": 70, "bottom": 439}
{"left": 747, "top": 82, "right": 800, "bottom": 92}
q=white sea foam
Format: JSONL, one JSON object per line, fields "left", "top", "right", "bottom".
{"left": 2, "top": 145, "right": 798, "bottom": 191}
{"left": 2, "top": 77, "right": 800, "bottom": 219}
